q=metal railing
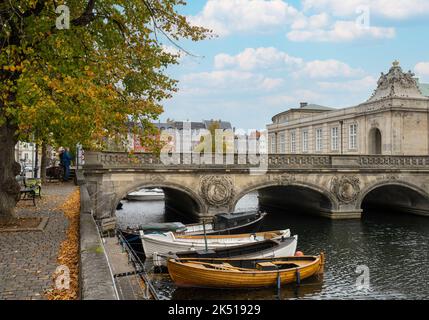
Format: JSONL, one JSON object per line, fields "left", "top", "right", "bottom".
{"left": 116, "top": 231, "right": 160, "bottom": 300}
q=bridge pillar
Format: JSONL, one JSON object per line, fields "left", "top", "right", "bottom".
{"left": 325, "top": 207, "right": 363, "bottom": 220}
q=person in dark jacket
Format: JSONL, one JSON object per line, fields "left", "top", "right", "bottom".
{"left": 58, "top": 147, "right": 65, "bottom": 179}
{"left": 62, "top": 147, "right": 72, "bottom": 181}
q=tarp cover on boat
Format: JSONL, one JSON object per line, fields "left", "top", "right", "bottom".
{"left": 138, "top": 222, "right": 187, "bottom": 233}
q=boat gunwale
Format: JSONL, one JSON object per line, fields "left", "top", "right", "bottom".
{"left": 174, "top": 236, "right": 297, "bottom": 258}
{"left": 168, "top": 254, "right": 323, "bottom": 275}
{"left": 174, "top": 229, "right": 287, "bottom": 240}
{"left": 120, "top": 211, "right": 267, "bottom": 236}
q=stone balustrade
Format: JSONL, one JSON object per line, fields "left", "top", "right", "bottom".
{"left": 83, "top": 151, "right": 429, "bottom": 170}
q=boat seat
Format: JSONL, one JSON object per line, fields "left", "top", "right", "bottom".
{"left": 192, "top": 262, "right": 245, "bottom": 271}
{"left": 264, "top": 232, "right": 278, "bottom": 240}
{"left": 256, "top": 262, "right": 278, "bottom": 271}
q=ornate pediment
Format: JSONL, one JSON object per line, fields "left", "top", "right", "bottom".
{"left": 367, "top": 61, "right": 427, "bottom": 102}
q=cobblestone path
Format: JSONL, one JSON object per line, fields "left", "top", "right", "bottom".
{"left": 0, "top": 183, "right": 77, "bottom": 300}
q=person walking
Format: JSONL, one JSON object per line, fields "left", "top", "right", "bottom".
{"left": 62, "top": 147, "right": 72, "bottom": 181}
{"left": 58, "top": 147, "right": 65, "bottom": 180}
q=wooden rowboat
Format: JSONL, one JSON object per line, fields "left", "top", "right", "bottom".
{"left": 167, "top": 253, "right": 325, "bottom": 289}
{"left": 141, "top": 229, "right": 290, "bottom": 258}
{"left": 153, "top": 235, "right": 298, "bottom": 267}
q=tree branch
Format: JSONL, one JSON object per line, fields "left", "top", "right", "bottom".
{"left": 71, "top": 0, "right": 97, "bottom": 26}
{"left": 21, "top": 0, "right": 47, "bottom": 18}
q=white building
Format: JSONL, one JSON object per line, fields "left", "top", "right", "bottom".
{"left": 267, "top": 61, "right": 429, "bottom": 156}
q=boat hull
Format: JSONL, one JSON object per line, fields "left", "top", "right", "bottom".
{"left": 141, "top": 230, "right": 291, "bottom": 258}
{"left": 126, "top": 194, "right": 165, "bottom": 201}
{"left": 154, "top": 235, "right": 298, "bottom": 267}
{"left": 185, "top": 212, "right": 267, "bottom": 236}
{"left": 168, "top": 254, "right": 324, "bottom": 289}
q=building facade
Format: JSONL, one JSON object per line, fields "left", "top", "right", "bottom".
{"left": 267, "top": 61, "right": 429, "bottom": 156}
{"left": 130, "top": 119, "right": 233, "bottom": 153}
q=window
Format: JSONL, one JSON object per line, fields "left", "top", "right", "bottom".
{"left": 290, "top": 131, "right": 296, "bottom": 153}
{"left": 331, "top": 127, "right": 339, "bottom": 151}
{"left": 302, "top": 130, "right": 308, "bottom": 152}
{"left": 315, "top": 128, "right": 323, "bottom": 152}
{"left": 279, "top": 132, "right": 286, "bottom": 153}
{"left": 349, "top": 124, "right": 358, "bottom": 150}
{"left": 270, "top": 134, "right": 276, "bottom": 153}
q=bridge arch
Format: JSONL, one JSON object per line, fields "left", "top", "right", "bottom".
{"left": 358, "top": 180, "right": 429, "bottom": 216}
{"left": 231, "top": 181, "right": 338, "bottom": 215}
{"left": 114, "top": 182, "right": 206, "bottom": 218}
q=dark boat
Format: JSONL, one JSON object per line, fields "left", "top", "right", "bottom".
{"left": 119, "top": 211, "right": 267, "bottom": 255}
{"left": 153, "top": 236, "right": 298, "bottom": 267}
{"left": 185, "top": 211, "right": 267, "bottom": 236}
{"left": 122, "top": 211, "right": 266, "bottom": 237}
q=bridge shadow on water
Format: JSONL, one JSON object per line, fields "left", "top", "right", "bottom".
{"left": 117, "top": 192, "right": 429, "bottom": 300}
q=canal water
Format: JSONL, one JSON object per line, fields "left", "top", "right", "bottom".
{"left": 116, "top": 192, "right": 429, "bottom": 300}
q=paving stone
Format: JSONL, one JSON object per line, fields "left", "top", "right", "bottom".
{"left": 0, "top": 183, "right": 76, "bottom": 300}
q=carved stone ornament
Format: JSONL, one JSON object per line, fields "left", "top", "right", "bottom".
{"left": 380, "top": 174, "right": 399, "bottom": 181}
{"left": 272, "top": 174, "right": 296, "bottom": 186}
{"left": 367, "top": 60, "right": 426, "bottom": 103}
{"left": 200, "top": 175, "right": 234, "bottom": 207}
{"left": 330, "top": 176, "right": 361, "bottom": 204}
{"left": 149, "top": 174, "right": 165, "bottom": 183}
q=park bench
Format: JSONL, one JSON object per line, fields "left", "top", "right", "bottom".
{"left": 46, "top": 166, "right": 64, "bottom": 182}
{"left": 16, "top": 176, "right": 42, "bottom": 206}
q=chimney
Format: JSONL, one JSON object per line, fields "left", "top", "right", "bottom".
{"left": 300, "top": 102, "right": 308, "bottom": 108}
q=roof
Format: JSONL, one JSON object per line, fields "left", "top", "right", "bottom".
{"left": 203, "top": 120, "right": 232, "bottom": 130}
{"left": 153, "top": 120, "right": 233, "bottom": 131}
{"left": 293, "top": 104, "right": 335, "bottom": 112}
{"left": 154, "top": 122, "right": 206, "bottom": 130}
{"left": 418, "top": 83, "right": 429, "bottom": 97}
{"left": 272, "top": 103, "right": 334, "bottom": 122}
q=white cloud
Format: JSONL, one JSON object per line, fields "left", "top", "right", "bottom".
{"left": 302, "top": 0, "right": 429, "bottom": 19}
{"left": 190, "top": 0, "right": 399, "bottom": 43}
{"left": 296, "top": 59, "right": 364, "bottom": 79}
{"left": 317, "top": 76, "right": 377, "bottom": 92}
{"left": 261, "top": 78, "right": 285, "bottom": 90}
{"left": 214, "top": 47, "right": 303, "bottom": 71}
{"left": 189, "top": 0, "right": 300, "bottom": 36}
{"left": 415, "top": 62, "right": 429, "bottom": 78}
{"left": 291, "top": 13, "right": 331, "bottom": 30}
{"left": 287, "top": 20, "right": 395, "bottom": 42}
{"left": 214, "top": 47, "right": 364, "bottom": 80}
{"left": 181, "top": 70, "right": 282, "bottom": 92}
{"left": 161, "top": 45, "right": 182, "bottom": 57}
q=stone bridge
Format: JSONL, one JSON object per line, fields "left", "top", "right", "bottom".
{"left": 82, "top": 151, "right": 429, "bottom": 221}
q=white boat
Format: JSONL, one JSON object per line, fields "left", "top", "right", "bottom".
{"left": 153, "top": 235, "right": 298, "bottom": 267}
{"left": 126, "top": 188, "right": 165, "bottom": 201}
{"left": 121, "top": 211, "right": 267, "bottom": 240}
{"left": 140, "top": 229, "right": 291, "bottom": 258}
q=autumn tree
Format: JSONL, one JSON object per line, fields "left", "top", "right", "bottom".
{"left": 0, "top": 0, "right": 210, "bottom": 222}
{"left": 195, "top": 120, "right": 232, "bottom": 153}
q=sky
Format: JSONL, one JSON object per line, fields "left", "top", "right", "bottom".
{"left": 159, "top": 0, "right": 429, "bottom": 130}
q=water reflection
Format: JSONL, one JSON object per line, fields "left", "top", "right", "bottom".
{"left": 171, "top": 275, "right": 324, "bottom": 300}
{"left": 116, "top": 192, "right": 429, "bottom": 300}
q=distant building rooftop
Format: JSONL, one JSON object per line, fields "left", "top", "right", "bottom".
{"left": 153, "top": 119, "right": 232, "bottom": 131}
{"left": 203, "top": 120, "right": 232, "bottom": 130}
